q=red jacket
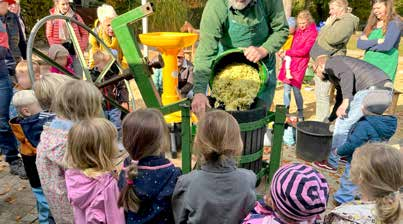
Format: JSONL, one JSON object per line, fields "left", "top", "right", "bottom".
{"left": 278, "top": 23, "right": 317, "bottom": 89}
{"left": 46, "top": 8, "right": 88, "bottom": 52}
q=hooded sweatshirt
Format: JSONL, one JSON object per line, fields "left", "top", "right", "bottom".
{"left": 65, "top": 169, "right": 125, "bottom": 224}
{"left": 310, "top": 13, "right": 359, "bottom": 59}
{"left": 337, "top": 115, "right": 397, "bottom": 162}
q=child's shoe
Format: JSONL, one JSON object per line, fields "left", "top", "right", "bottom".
{"left": 338, "top": 157, "right": 348, "bottom": 165}
{"left": 312, "top": 160, "right": 337, "bottom": 173}
{"left": 9, "top": 158, "right": 27, "bottom": 179}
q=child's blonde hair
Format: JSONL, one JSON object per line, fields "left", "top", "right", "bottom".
{"left": 297, "top": 10, "right": 315, "bottom": 25}
{"left": 66, "top": 118, "right": 117, "bottom": 173}
{"left": 118, "top": 109, "right": 170, "bottom": 212}
{"left": 92, "top": 50, "right": 110, "bottom": 64}
{"left": 33, "top": 73, "right": 74, "bottom": 111}
{"left": 16, "top": 60, "right": 40, "bottom": 79}
{"left": 52, "top": 79, "right": 103, "bottom": 121}
{"left": 193, "top": 110, "right": 243, "bottom": 162}
{"left": 12, "top": 90, "right": 39, "bottom": 109}
{"left": 351, "top": 143, "right": 403, "bottom": 224}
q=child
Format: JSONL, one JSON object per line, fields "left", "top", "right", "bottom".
{"left": 15, "top": 60, "right": 41, "bottom": 90}
{"left": 243, "top": 163, "right": 329, "bottom": 224}
{"left": 65, "top": 118, "right": 124, "bottom": 224}
{"left": 36, "top": 79, "right": 103, "bottom": 224}
{"left": 117, "top": 109, "right": 181, "bottom": 223}
{"left": 9, "top": 60, "right": 41, "bottom": 127}
{"left": 90, "top": 50, "right": 129, "bottom": 132}
{"left": 172, "top": 110, "right": 256, "bottom": 224}
{"left": 33, "top": 73, "right": 74, "bottom": 111}
{"left": 320, "top": 91, "right": 397, "bottom": 205}
{"left": 278, "top": 11, "right": 318, "bottom": 120}
{"left": 9, "top": 90, "right": 54, "bottom": 224}
{"left": 325, "top": 143, "right": 403, "bottom": 224}
{"left": 48, "top": 44, "right": 74, "bottom": 75}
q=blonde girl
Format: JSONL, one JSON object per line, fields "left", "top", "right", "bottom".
{"left": 117, "top": 109, "right": 181, "bottom": 224}
{"left": 325, "top": 143, "right": 403, "bottom": 223}
{"left": 65, "top": 118, "right": 124, "bottom": 223}
{"left": 33, "top": 73, "right": 74, "bottom": 111}
{"left": 172, "top": 110, "right": 256, "bottom": 224}
{"left": 36, "top": 80, "right": 103, "bottom": 224}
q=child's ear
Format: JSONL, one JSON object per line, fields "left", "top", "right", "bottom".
{"left": 264, "top": 194, "right": 274, "bottom": 207}
{"left": 21, "top": 107, "right": 31, "bottom": 117}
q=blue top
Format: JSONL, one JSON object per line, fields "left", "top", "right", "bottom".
{"left": 12, "top": 112, "right": 55, "bottom": 147}
{"left": 357, "top": 18, "right": 401, "bottom": 52}
{"left": 337, "top": 115, "right": 397, "bottom": 162}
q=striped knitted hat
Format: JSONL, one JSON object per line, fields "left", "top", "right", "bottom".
{"left": 270, "top": 163, "right": 329, "bottom": 222}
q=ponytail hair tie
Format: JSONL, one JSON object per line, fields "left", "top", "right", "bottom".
{"left": 127, "top": 179, "right": 134, "bottom": 185}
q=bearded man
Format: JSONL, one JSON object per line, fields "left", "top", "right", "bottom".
{"left": 191, "top": 0, "right": 289, "bottom": 115}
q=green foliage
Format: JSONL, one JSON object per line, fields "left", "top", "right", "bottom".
{"left": 148, "top": 0, "right": 189, "bottom": 32}
{"left": 20, "top": 0, "right": 54, "bottom": 38}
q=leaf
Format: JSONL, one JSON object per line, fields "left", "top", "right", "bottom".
{"left": 17, "top": 185, "right": 27, "bottom": 191}
{"left": 0, "top": 186, "right": 11, "bottom": 196}
{"left": 15, "top": 216, "right": 21, "bottom": 221}
{"left": 5, "top": 196, "right": 16, "bottom": 204}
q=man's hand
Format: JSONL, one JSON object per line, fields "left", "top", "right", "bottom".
{"left": 278, "top": 50, "right": 285, "bottom": 58}
{"left": 191, "top": 93, "right": 210, "bottom": 117}
{"left": 244, "top": 46, "right": 268, "bottom": 63}
{"left": 336, "top": 99, "right": 349, "bottom": 118}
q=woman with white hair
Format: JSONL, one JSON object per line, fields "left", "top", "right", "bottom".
{"left": 88, "top": 4, "right": 127, "bottom": 68}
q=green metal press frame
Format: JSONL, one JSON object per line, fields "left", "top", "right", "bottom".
{"left": 26, "top": 3, "right": 285, "bottom": 183}
{"left": 111, "top": 3, "right": 285, "bottom": 183}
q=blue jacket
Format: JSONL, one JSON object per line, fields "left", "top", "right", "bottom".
{"left": 118, "top": 156, "right": 182, "bottom": 224}
{"left": 337, "top": 115, "right": 397, "bottom": 162}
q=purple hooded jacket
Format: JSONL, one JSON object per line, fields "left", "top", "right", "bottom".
{"left": 65, "top": 169, "right": 125, "bottom": 224}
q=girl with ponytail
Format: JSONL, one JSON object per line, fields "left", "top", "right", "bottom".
{"left": 117, "top": 109, "right": 181, "bottom": 224}
{"left": 172, "top": 110, "right": 257, "bottom": 223}
{"left": 325, "top": 143, "right": 403, "bottom": 223}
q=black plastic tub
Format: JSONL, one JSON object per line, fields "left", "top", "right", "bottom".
{"left": 296, "top": 121, "right": 333, "bottom": 162}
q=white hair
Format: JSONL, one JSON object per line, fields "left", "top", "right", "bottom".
{"left": 228, "top": 0, "right": 252, "bottom": 10}
{"left": 12, "top": 90, "right": 39, "bottom": 109}
{"left": 97, "top": 4, "right": 117, "bottom": 23}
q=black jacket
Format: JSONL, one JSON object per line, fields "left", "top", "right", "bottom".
{"left": 324, "top": 56, "right": 391, "bottom": 100}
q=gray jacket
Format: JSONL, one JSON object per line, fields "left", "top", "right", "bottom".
{"left": 172, "top": 159, "right": 256, "bottom": 224}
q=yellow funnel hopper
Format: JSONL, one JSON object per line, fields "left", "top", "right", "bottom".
{"left": 139, "top": 32, "right": 198, "bottom": 123}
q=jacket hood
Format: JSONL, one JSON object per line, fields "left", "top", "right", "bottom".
{"left": 340, "top": 13, "right": 359, "bottom": 31}
{"left": 66, "top": 169, "right": 117, "bottom": 210}
{"left": 365, "top": 115, "right": 397, "bottom": 139}
{"left": 119, "top": 156, "right": 181, "bottom": 202}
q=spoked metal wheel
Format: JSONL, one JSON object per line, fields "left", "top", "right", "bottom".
{"left": 26, "top": 14, "right": 135, "bottom": 114}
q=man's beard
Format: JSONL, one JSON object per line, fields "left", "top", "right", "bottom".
{"left": 229, "top": 0, "right": 252, "bottom": 10}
